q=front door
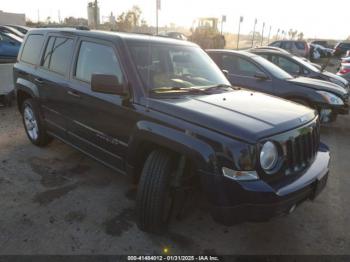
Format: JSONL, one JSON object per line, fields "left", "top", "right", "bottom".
{"left": 65, "top": 38, "right": 135, "bottom": 172}
{"left": 220, "top": 54, "right": 273, "bottom": 94}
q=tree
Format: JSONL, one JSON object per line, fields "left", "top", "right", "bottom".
{"left": 116, "top": 5, "right": 143, "bottom": 32}
{"left": 297, "top": 32, "right": 304, "bottom": 40}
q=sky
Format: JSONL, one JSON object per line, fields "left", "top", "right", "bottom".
{"left": 1, "top": 0, "right": 348, "bottom": 40}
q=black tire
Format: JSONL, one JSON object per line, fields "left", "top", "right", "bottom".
{"left": 21, "top": 98, "right": 52, "bottom": 147}
{"left": 136, "top": 150, "right": 175, "bottom": 233}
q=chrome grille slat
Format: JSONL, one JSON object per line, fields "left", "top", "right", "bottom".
{"left": 284, "top": 119, "right": 320, "bottom": 175}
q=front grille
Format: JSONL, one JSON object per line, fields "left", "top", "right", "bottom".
{"left": 262, "top": 117, "right": 320, "bottom": 178}
{"left": 284, "top": 121, "right": 320, "bottom": 175}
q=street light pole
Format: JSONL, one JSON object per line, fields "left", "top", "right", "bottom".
{"left": 251, "top": 18, "right": 257, "bottom": 47}
{"left": 261, "top": 22, "right": 265, "bottom": 46}
{"left": 156, "top": 0, "right": 160, "bottom": 35}
{"left": 237, "top": 16, "right": 243, "bottom": 50}
{"left": 267, "top": 25, "right": 271, "bottom": 44}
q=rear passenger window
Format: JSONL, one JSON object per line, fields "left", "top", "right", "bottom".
{"left": 21, "top": 34, "right": 44, "bottom": 65}
{"left": 75, "top": 41, "right": 123, "bottom": 83}
{"left": 42, "top": 36, "right": 74, "bottom": 75}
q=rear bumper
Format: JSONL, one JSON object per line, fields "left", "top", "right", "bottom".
{"left": 200, "top": 144, "right": 330, "bottom": 225}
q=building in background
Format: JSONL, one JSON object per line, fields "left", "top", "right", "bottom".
{"left": 87, "top": 0, "right": 100, "bottom": 28}
{"left": 0, "top": 10, "right": 25, "bottom": 25}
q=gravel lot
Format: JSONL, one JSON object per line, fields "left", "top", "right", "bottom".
{"left": 0, "top": 59, "right": 349, "bottom": 255}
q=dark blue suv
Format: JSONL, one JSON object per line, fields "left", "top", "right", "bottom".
{"left": 14, "top": 28, "right": 330, "bottom": 232}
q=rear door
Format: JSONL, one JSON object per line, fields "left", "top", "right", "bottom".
{"left": 65, "top": 38, "right": 133, "bottom": 172}
{"left": 220, "top": 53, "right": 273, "bottom": 93}
{"left": 34, "top": 34, "right": 76, "bottom": 138}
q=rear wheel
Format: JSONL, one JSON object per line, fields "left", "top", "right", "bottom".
{"left": 136, "top": 150, "right": 176, "bottom": 233}
{"left": 22, "top": 98, "right": 52, "bottom": 147}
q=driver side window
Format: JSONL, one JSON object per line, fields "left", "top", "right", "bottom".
{"left": 272, "top": 55, "right": 300, "bottom": 75}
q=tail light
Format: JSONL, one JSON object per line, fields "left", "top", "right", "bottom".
{"left": 305, "top": 43, "right": 310, "bottom": 56}
{"left": 339, "top": 68, "right": 350, "bottom": 75}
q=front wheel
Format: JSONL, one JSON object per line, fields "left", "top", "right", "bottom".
{"left": 22, "top": 98, "right": 52, "bottom": 147}
{"left": 136, "top": 150, "right": 176, "bottom": 233}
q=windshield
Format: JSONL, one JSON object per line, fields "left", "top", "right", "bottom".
{"left": 0, "top": 32, "right": 22, "bottom": 43}
{"left": 252, "top": 56, "right": 293, "bottom": 80}
{"left": 128, "top": 42, "right": 230, "bottom": 93}
{"left": 292, "top": 56, "right": 320, "bottom": 72}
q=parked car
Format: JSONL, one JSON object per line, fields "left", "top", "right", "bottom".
{"left": 341, "top": 56, "right": 350, "bottom": 64}
{"left": 6, "top": 24, "right": 30, "bottom": 35}
{"left": 337, "top": 63, "right": 350, "bottom": 81}
{"left": 0, "top": 25, "right": 25, "bottom": 38}
{"left": 0, "top": 31, "right": 22, "bottom": 62}
{"left": 207, "top": 49, "right": 349, "bottom": 123}
{"left": 249, "top": 49, "right": 349, "bottom": 89}
{"left": 310, "top": 40, "right": 331, "bottom": 48}
{"left": 14, "top": 28, "right": 330, "bottom": 232}
{"left": 309, "top": 44, "right": 333, "bottom": 60}
{"left": 269, "top": 40, "right": 310, "bottom": 58}
{"left": 158, "top": 31, "right": 188, "bottom": 40}
{"left": 333, "top": 42, "right": 350, "bottom": 57}
{"left": 249, "top": 46, "right": 290, "bottom": 54}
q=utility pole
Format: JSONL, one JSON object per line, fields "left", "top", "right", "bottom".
{"left": 58, "top": 10, "right": 61, "bottom": 24}
{"left": 156, "top": 0, "right": 161, "bottom": 35}
{"left": 267, "top": 25, "right": 271, "bottom": 44}
{"left": 276, "top": 28, "right": 280, "bottom": 40}
{"left": 237, "top": 16, "right": 243, "bottom": 50}
{"left": 251, "top": 18, "right": 257, "bottom": 47}
{"left": 221, "top": 15, "right": 226, "bottom": 35}
{"left": 37, "top": 9, "right": 40, "bottom": 23}
{"left": 261, "top": 22, "right": 265, "bottom": 46}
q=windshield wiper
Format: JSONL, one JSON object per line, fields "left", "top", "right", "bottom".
{"left": 150, "top": 86, "right": 211, "bottom": 94}
{"left": 203, "top": 84, "right": 238, "bottom": 91}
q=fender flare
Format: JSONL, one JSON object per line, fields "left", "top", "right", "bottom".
{"left": 15, "top": 78, "right": 40, "bottom": 111}
{"left": 127, "top": 120, "right": 217, "bottom": 177}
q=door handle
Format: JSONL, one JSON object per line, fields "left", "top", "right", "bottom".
{"left": 34, "top": 78, "right": 44, "bottom": 84}
{"left": 67, "top": 90, "right": 81, "bottom": 98}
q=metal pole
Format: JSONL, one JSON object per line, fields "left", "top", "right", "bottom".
{"left": 251, "top": 18, "right": 257, "bottom": 47}
{"left": 276, "top": 28, "right": 279, "bottom": 40}
{"left": 267, "top": 26, "right": 271, "bottom": 44}
{"left": 261, "top": 22, "right": 265, "bottom": 46}
{"left": 237, "top": 18, "right": 241, "bottom": 50}
{"left": 156, "top": 0, "right": 159, "bottom": 35}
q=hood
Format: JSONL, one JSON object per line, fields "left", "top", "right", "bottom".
{"left": 148, "top": 90, "right": 316, "bottom": 143}
{"left": 287, "top": 77, "right": 348, "bottom": 96}
{"left": 322, "top": 71, "right": 349, "bottom": 86}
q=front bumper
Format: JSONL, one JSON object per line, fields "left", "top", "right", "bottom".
{"left": 200, "top": 144, "right": 330, "bottom": 225}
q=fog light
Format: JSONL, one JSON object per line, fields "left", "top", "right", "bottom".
{"left": 222, "top": 167, "right": 258, "bottom": 181}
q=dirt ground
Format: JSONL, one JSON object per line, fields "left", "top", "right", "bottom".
{"left": 0, "top": 60, "right": 349, "bottom": 254}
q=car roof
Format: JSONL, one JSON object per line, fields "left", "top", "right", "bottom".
{"left": 26, "top": 28, "right": 197, "bottom": 46}
{"left": 250, "top": 48, "right": 293, "bottom": 56}
{"left": 206, "top": 49, "right": 257, "bottom": 57}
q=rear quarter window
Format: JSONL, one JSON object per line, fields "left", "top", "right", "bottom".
{"left": 21, "top": 34, "right": 44, "bottom": 65}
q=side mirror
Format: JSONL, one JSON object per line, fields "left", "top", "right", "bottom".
{"left": 222, "top": 69, "right": 229, "bottom": 77}
{"left": 254, "top": 71, "right": 269, "bottom": 80}
{"left": 91, "top": 74, "right": 126, "bottom": 95}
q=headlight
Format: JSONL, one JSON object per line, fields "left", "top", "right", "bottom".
{"left": 317, "top": 91, "right": 344, "bottom": 105}
{"left": 260, "top": 141, "right": 279, "bottom": 171}
{"left": 328, "top": 77, "right": 345, "bottom": 87}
